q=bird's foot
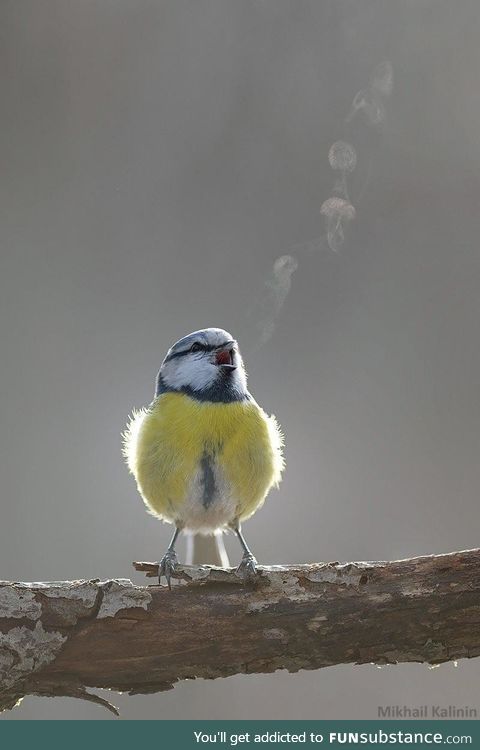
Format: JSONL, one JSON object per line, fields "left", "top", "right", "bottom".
{"left": 236, "top": 552, "right": 258, "bottom": 581}
{"left": 159, "top": 549, "right": 178, "bottom": 589}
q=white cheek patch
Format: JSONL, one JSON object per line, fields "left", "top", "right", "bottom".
{"left": 161, "top": 354, "right": 248, "bottom": 396}
{"left": 162, "top": 356, "right": 218, "bottom": 391}
{"left": 233, "top": 366, "right": 248, "bottom": 394}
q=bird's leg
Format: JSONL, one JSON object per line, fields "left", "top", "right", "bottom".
{"left": 159, "top": 526, "right": 181, "bottom": 589}
{"left": 232, "top": 522, "right": 258, "bottom": 580}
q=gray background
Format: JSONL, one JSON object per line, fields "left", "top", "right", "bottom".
{"left": 1, "top": 0, "right": 480, "bottom": 720}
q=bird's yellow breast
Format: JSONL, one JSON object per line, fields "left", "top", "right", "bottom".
{"left": 124, "top": 392, "right": 283, "bottom": 531}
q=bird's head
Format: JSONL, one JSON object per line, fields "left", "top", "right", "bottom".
{"left": 156, "top": 328, "right": 248, "bottom": 402}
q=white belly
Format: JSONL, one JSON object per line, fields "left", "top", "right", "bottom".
{"left": 175, "top": 454, "right": 238, "bottom": 533}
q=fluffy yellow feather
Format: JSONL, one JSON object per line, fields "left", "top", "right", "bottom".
{"left": 123, "top": 391, "right": 284, "bottom": 531}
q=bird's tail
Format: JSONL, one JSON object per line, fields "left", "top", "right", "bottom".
{"left": 185, "top": 531, "right": 230, "bottom": 567}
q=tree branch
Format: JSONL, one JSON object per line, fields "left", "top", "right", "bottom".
{"left": 1, "top": 548, "right": 480, "bottom": 714}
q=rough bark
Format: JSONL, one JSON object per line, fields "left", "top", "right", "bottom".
{"left": 1, "top": 548, "right": 480, "bottom": 715}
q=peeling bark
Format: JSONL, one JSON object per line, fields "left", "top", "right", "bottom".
{"left": 1, "top": 548, "right": 480, "bottom": 715}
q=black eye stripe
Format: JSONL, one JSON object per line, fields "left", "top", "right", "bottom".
{"left": 192, "top": 343, "right": 218, "bottom": 352}
{"left": 164, "top": 344, "right": 209, "bottom": 362}
{"left": 163, "top": 349, "right": 192, "bottom": 362}
{"left": 164, "top": 341, "right": 235, "bottom": 363}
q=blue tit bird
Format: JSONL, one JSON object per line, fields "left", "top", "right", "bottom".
{"left": 123, "top": 327, "right": 284, "bottom": 587}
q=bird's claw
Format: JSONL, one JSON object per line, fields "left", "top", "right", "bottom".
{"left": 159, "top": 549, "right": 178, "bottom": 589}
{"left": 236, "top": 552, "right": 258, "bottom": 581}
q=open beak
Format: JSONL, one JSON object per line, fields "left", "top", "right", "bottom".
{"left": 215, "top": 348, "right": 236, "bottom": 370}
